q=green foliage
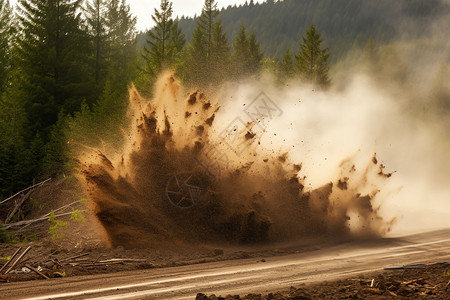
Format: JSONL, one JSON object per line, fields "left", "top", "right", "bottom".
{"left": 144, "top": 1, "right": 173, "bottom": 74}
{"left": 177, "top": 0, "right": 448, "bottom": 62}
{"left": 183, "top": 0, "right": 234, "bottom": 86}
{"left": 197, "top": 0, "right": 219, "bottom": 59}
{"left": 48, "top": 211, "right": 68, "bottom": 240}
{"left": 231, "top": 24, "right": 263, "bottom": 79}
{"left": 70, "top": 209, "right": 86, "bottom": 222}
{"left": 140, "top": 1, "right": 185, "bottom": 93}
{"left": 41, "top": 112, "right": 70, "bottom": 176}
{"left": 0, "top": 0, "right": 137, "bottom": 197}
{"left": 279, "top": 48, "right": 294, "bottom": 82}
{"left": 104, "top": 0, "right": 137, "bottom": 84}
{"left": 16, "top": 0, "right": 92, "bottom": 138}
{"left": 0, "top": 83, "right": 43, "bottom": 197}
{"left": 209, "top": 21, "right": 231, "bottom": 83}
{"left": 295, "top": 24, "right": 330, "bottom": 88}
{"left": 0, "top": 225, "right": 20, "bottom": 243}
{"left": 85, "top": 0, "right": 107, "bottom": 99}
{"left": 0, "top": 0, "right": 13, "bottom": 90}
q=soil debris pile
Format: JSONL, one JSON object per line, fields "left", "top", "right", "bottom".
{"left": 77, "top": 72, "right": 394, "bottom": 248}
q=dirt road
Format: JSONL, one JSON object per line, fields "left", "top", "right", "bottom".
{"left": 1, "top": 229, "right": 449, "bottom": 300}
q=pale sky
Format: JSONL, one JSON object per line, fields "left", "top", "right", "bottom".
{"left": 133, "top": 1, "right": 265, "bottom": 31}
{"left": 8, "top": 0, "right": 266, "bottom": 32}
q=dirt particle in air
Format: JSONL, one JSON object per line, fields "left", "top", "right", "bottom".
{"left": 196, "top": 125, "right": 205, "bottom": 136}
{"left": 337, "top": 177, "right": 349, "bottom": 190}
{"left": 245, "top": 131, "right": 256, "bottom": 140}
{"left": 372, "top": 154, "right": 378, "bottom": 165}
{"left": 188, "top": 91, "right": 198, "bottom": 105}
{"left": 203, "top": 102, "right": 211, "bottom": 110}
{"left": 205, "top": 114, "right": 215, "bottom": 126}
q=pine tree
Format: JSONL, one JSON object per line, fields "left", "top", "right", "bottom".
{"left": 185, "top": 24, "right": 207, "bottom": 85}
{"left": 16, "top": 0, "right": 91, "bottom": 137}
{"left": 0, "top": 0, "right": 13, "bottom": 89}
{"left": 197, "top": 0, "right": 219, "bottom": 61}
{"left": 103, "top": 0, "right": 136, "bottom": 86}
{"left": 247, "top": 32, "right": 263, "bottom": 74}
{"left": 0, "top": 72, "right": 41, "bottom": 197}
{"left": 231, "top": 25, "right": 249, "bottom": 77}
{"left": 279, "top": 47, "right": 294, "bottom": 82}
{"left": 144, "top": 0, "right": 174, "bottom": 75}
{"left": 210, "top": 20, "right": 230, "bottom": 83}
{"left": 185, "top": 0, "right": 230, "bottom": 86}
{"left": 85, "top": 0, "right": 106, "bottom": 84}
{"left": 295, "top": 24, "right": 330, "bottom": 88}
{"left": 231, "top": 24, "right": 263, "bottom": 79}
{"left": 168, "top": 19, "right": 186, "bottom": 66}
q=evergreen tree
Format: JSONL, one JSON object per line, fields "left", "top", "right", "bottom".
{"left": 185, "top": 0, "right": 230, "bottom": 86}
{"left": 104, "top": 0, "right": 137, "bottom": 83}
{"left": 143, "top": 0, "right": 185, "bottom": 76}
{"left": 144, "top": 0, "right": 174, "bottom": 75}
{"left": 279, "top": 47, "right": 294, "bottom": 82}
{"left": 169, "top": 19, "right": 186, "bottom": 66}
{"left": 0, "top": 72, "right": 43, "bottom": 197}
{"left": 247, "top": 32, "right": 263, "bottom": 74}
{"left": 185, "top": 23, "right": 208, "bottom": 85}
{"left": 16, "top": 0, "right": 91, "bottom": 138}
{"left": 85, "top": 0, "right": 106, "bottom": 84}
{"left": 231, "top": 25, "right": 249, "bottom": 77}
{"left": 231, "top": 24, "right": 263, "bottom": 79}
{"left": 295, "top": 24, "right": 330, "bottom": 87}
{"left": 210, "top": 20, "right": 230, "bottom": 83}
{"left": 0, "top": 0, "right": 13, "bottom": 90}
{"left": 197, "top": 0, "right": 219, "bottom": 61}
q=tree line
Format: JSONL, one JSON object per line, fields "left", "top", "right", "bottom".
{"left": 0, "top": 0, "right": 331, "bottom": 200}
{"left": 177, "top": 0, "right": 448, "bottom": 61}
{"left": 140, "top": 0, "right": 330, "bottom": 89}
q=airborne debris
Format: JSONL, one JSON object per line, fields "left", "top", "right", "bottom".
{"left": 77, "top": 72, "right": 395, "bottom": 249}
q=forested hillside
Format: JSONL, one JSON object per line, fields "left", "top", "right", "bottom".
{"left": 174, "top": 0, "right": 449, "bottom": 60}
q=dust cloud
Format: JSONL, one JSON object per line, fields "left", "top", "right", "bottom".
{"left": 76, "top": 71, "right": 399, "bottom": 248}
{"left": 77, "top": 7, "right": 450, "bottom": 246}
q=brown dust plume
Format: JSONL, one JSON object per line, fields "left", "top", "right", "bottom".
{"left": 77, "top": 72, "right": 394, "bottom": 248}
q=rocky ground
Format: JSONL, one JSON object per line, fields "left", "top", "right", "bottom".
{"left": 195, "top": 263, "right": 450, "bottom": 299}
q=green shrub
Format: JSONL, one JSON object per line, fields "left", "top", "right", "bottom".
{"left": 70, "top": 209, "right": 85, "bottom": 222}
{"left": 0, "top": 225, "right": 20, "bottom": 243}
{"left": 48, "top": 211, "right": 68, "bottom": 240}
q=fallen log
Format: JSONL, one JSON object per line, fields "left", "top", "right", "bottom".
{"left": 0, "top": 179, "right": 51, "bottom": 206}
{"left": 0, "top": 248, "right": 22, "bottom": 274}
{"left": 3, "top": 211, "right": 86, "bottom": 229}
{"left": 5, "top": 189, "right": 33, "bottom": 224}
{"left": 59, "top": 253, "right": 89, "bottom": 263}
{"left": 25, "top": 264, "right": 49, "bottom": 280}
{"left": 98, "top": 258, "right": 147, "bottom": 263}
{"left": 4, "top": 246, "right": 31, "bottom": 274}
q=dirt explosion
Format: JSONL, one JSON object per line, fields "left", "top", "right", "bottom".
{"left": 77, "top": 72, "right": 394, "bottom": 248}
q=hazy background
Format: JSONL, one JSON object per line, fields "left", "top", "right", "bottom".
{"left": 9, "top": 0, "right": 266, "bottom": 31}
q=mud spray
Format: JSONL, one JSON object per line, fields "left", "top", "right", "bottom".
{"left": 76, "top": 72, "right": 401, "bottom": 248}
{"left": 75, "top": 4, "right": 450, "bottom": 249}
